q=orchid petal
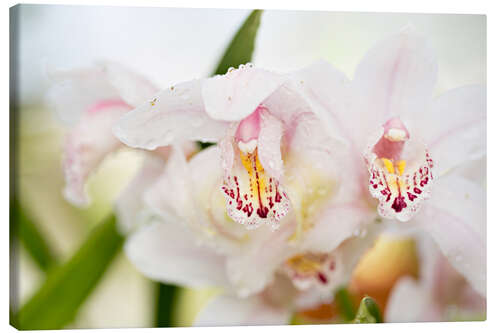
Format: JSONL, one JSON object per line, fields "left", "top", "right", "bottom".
{"left": 195, "top": 294, "right": 290, "bottom": 326}
{"left": 415, "top": 174, "right": 486, "bottom": 297}
{"left": 46, "top": 65, "right": 125, "bottom": 125}
{"left": 452, "top": 156, "right": 486, "bottom": 186}
{"left": 386, "top": 233, "right": 486, "bottom": 322}
{"left": 115, "top": 154, "right": 166, "bottom": 234}
{"left": 284, "top": 112, "right": 362, "bottom": 242}
{"left": 202, "top": 65, "right": 287, "bottom": 121}
{"left": 125, "top": 219, "right": 229, "bottom": 288}
{"left": 62, "top": 103, "right": 129, "bottom": 206}
{"left": 257, "top": 110, "right": 284, "bottom": 181}
{"left": 420, "top": 85, "right": 486, "bottom": 176}
{"left": 385, "top": 277, "right": 434, "bottom": 322}
{"left": 143, "top": 146, "right": 196, "bottom": 224}
{"left": 352, "top": 26, "right": 438, "bottom": 123}
{"left": 285, "top": 60, "right": 352, "bottom": 146}
{"left": 225, "top": 220, "right": 297, "bottom": 297}
{"left": 113, "top": 79, "right": 228, "bottom": 150}
{"left": 99, "top": 61, "right": 158, "bottom": 107}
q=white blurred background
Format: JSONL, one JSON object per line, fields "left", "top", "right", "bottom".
{"left": 16, "top": 5, "right": 485, "bottom": 104}
{"left": 12, "top": 4, "right": 486, "bottom": 328}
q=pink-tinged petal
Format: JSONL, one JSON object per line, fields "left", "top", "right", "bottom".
{"left": 417, "top": 85, "right": 486, "bottom": 176}
{"left": 99, "top": 61, "right": 158, "bottom": 107}
{"left": 372, "top": 117, "right": 410, "bottom": 161}
{"left": 235, "top": 107, "right": 261, "bottom": 143}
{"left": 114, "top": 154, "right": 166, "bottom": 234}
{"left": 415, "top": 174, "right": 486, "bottom": 297}
{"left": 352, "top": 26, "right": 438, "bottom": 122}
{"left": 202, "top": 65, "right": 287, "bottom": 121}
{"left": 257, "top": 109, "right": 284, "bottom": 182}
{"left": 113, "top": 79, "right": 228, "bottom": 150}
{"left": 62, "top": 102, "right": 130, "bottom": 206}
{"left": 125, "top": 219, "right": 229, "bottom": 288}
{"left": 282, "top": 60, "right": 352, "bottom": 146}
{"left": 195, "top": 294, "right": 290, "bottom": 326}
{"left": 47, "top": 66, "right": 125, "bottom": 125}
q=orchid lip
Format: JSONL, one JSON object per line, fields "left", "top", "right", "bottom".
{"left": 282, "top": 252, "right": 337, "bottom": 290}
{"left": 221, "top": 108, "right": 290, "bottom": 230}
{"left": 365, "top": 117, "right": 435, "bottom": 222}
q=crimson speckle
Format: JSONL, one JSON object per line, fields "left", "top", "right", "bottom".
{"left": 392, "top": 195, "right": 407, "bottom": 212}
{"left": 317, "top": 272, "right": 328, "bottom": 284}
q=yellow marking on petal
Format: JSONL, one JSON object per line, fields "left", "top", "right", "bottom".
{"left": 286, "top": 254, "right": 322, "bottom": 274}
{"left": 386, "top": 174, "right": 408, "bottom": 193}
{"left": 396, "top": 160, "right": 406, "bottom": 176}
{"left": 381, "top": 158, "right": 395, "bottom": 174}
{"left": 239, "top": 150, "right": 267, "bottom": 199}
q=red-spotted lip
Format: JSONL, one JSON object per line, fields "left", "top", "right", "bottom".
{"left": 364, "top": 120, "right": 435, "bottom": 222}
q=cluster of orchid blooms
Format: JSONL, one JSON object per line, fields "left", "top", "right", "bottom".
{"left": 48, "top": 27, "right": 486, "bottom": 324}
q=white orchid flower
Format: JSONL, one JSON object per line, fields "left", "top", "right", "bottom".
{"left": 296, "top": 26, "right": 486, "bottom": 299}
{"left": 125, "top": 146, "right": 381, "bottom": 325}
{"left": 114, "top": 64, "right": 382, "bottom": 324}
{"left": 113, "top": 63, "right": 370, "bottom": 231}
{"left": 47, "top": 62, "right": 196, "bottom": 232}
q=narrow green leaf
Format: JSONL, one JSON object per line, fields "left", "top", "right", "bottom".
{"left": 352, "top": 296, "right": 383, "bottom": 324}
{"left": 11, "top": 197, "right": 58, "bottom": 272}
{"left": 155, "top": 282, "right": 181, "bottom": 327}
{"left": 212, "top": 9, "right": 263, "bottom": 75}
{"left": 15, "top": 215, "right": 124, "bottom": 330}
{"left": 196, "top": 9, "right": 263, "bottom": 151}
{"left": 334, "top": 287, "right": 356, "bottom": 322}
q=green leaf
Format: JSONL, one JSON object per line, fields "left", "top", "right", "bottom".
{"left": 334, "top": 287, "right": 356, "bottom": 322}
{"left": 15, "top": 215, "right": 124, "bottom": 330}
{"left": 212, "top": 9, "right": 263, "bottom": 75}
{"left": 196, "top": 9, "right": 263, "bottom": 151}
{"left": 352, "top": 296, "right": 383, "bottom": 324}
{"left": 155, "top": 282, "right": 181, "bottom": 327}
{"left": 11, "top": 197, "right": 58, "bottom": 272}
